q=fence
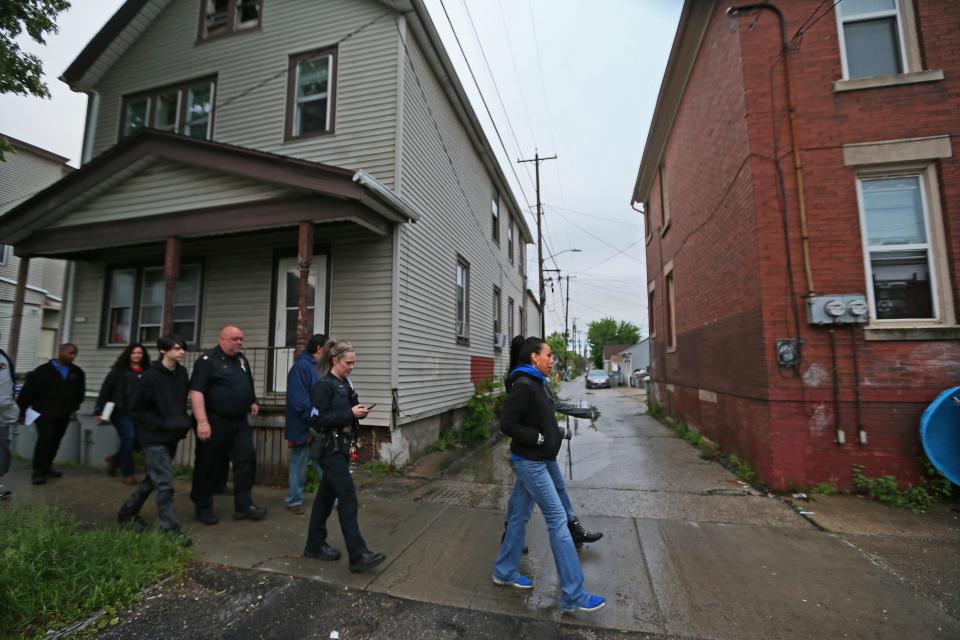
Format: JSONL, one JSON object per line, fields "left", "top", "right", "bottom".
{"left": 183, "top": 345, "right": 297, "bottom": 407}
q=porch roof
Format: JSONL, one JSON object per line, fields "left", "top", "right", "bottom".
{"left": 0, "top": 129, "right": 420, "bottom": 257}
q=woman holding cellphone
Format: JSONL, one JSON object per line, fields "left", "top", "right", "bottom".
{"left": 302, "top": 339, "right": 385, "bottom": 573}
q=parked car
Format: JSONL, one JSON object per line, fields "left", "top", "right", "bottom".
{"left": 585, "top": 370, "right": 610, "bottom": 389}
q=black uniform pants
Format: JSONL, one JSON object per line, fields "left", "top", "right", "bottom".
{"left": 119, "top": 443, "right": 180, "bottom": 530}
{"left": 190, "top": 414, "right": 256, "bottom": 512}
{"left": 32, "top": 416, "right": 70, "bottom": 473}
{"left": 305, "top": 440, "right": 368, "bottom": 562}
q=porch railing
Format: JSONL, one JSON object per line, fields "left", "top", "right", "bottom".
{"left": 183, "top": 346, "right": 298, "bottom": 407}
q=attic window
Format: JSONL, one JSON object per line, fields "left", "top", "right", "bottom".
{"left": 201, "top": 0, "right": 261, "bottom": 40}
{"left": 121, "top": 77, "right": 216, "bottom": 140}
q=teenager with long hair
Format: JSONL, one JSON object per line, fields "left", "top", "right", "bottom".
{"left": 96, "top": 343, "right": 150, "bottom": 485}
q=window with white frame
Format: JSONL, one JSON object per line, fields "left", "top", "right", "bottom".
{"left": 201, "top": 0, "right": 261, "bottom": 40}
{"left": 491, "top": 188, "right": 500, "bottom": 244}
{"left": 507, "top": 297, "right": 515, "bottom": 340}
{"left": 493, "top": 287, "right": 502, "bottom": 337}
{"left": 858, "top": 173, "right": 940, "bottom": 321}
{"left": 456, "top": 258, "right": 470, "bottom": 340}
{"left": 0, "top": 245, "right": 9, "bottom": 266}
{"left": 836, "top": 0, "right": 906, "bottom": 80}
{"left": 104, "top": 265, "right": 202, "bottom": 346}
{"left": 507, "top": 217, "right": 514, "bottom": 263}
{"left": 287, "top": 48, "right": 337, "bottom": 139}
{"left": 122, "top": 77, "right": 216, "bottom": 140}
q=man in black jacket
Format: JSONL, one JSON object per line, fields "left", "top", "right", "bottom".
{"left": 17, "top": 343, "right": 86, "bottom": 485}
{"left": 117, "top": 335, "right": 192, "bottom": 545}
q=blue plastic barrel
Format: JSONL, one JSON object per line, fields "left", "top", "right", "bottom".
{"left": 919, "top": 386, "right": 960, "bottom": 485}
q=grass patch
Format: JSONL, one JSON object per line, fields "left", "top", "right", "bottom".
{"left": 361, "top": 460, "right": 398, "bottom": 477}
{"left": 809, "top": 481, "right": 839, "bottom": 496}
{"left": 0, "top": 503, "right": 191, "bottom": 639}
{"left": 433, "top": 429, "right": 462, "bottom": 452}
{"left": 727, "top": 454, "right": 760, "bottom": 486}
{"left": 647, "top": 401, "right": 665, "bottom": 420}
{"left": 851, "top": 464, "right": 937, "bottom": 513}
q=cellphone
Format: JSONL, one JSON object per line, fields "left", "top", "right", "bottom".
{"left": 363, "top": 404, "right": 377, "bottom": 410}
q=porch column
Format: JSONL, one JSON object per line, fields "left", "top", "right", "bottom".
{"left": 7, "top": 257, "right": 30, "bottom": 364}
{"left": 296, "top": 222, "right": 314, "bottom": 354}
{"left": 161, "top": 237, "right": 181, "bottom": 336}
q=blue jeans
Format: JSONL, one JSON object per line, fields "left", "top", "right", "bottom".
{"left": 546, "top": 459, "right": 576, "bottom": 522}
{"left": 494, "top": 459, "right": 589, "bottom": 609}
{"left": 286, "top": 442, "right": 322, "bottom": 507}
{"left": 111, "top": 415, "right": 137, "bottom": 477}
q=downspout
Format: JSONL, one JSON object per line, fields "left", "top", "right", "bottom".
{"left": 726, "top": 3, "right": 815, "bottom": 298}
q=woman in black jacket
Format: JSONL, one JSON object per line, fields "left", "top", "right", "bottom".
{"left": 492, "top": 336, "right": 606, "bottom": 614}
{"left": 96, "top": 343, "right": 150, "bottom": 485}
{"left": 302, "top": 339, "right": 385, "bottom": 574}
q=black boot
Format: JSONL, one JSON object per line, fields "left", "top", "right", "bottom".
{"left": 502, "top": 522, "right": 529, "bottom": 555}
{"left": 568, "top": 518, "right": 603, "bottom": 547}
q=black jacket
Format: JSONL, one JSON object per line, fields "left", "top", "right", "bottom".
{"left": 499, "top": 371, "right": 563, "bottom": 461}
{"left": 309, "top": 373, "right": 358, "bottom": 434}
{"left": 130, "top": 362, "right": 192, "bottom": 447}
{"left": 17, "top": 361, "right": 86, "bottom": 420}
{"left": 94, "top": 367, "right": 144, "bottom": 418}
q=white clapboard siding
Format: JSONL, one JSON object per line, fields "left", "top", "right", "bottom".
{"left": 91, "top": 0, "right": 399, "bottom": 187}
{"left": 51, "top": 160, "right": 301, "bottom": 228}
{"left": 394, "top": 32, "right": 524, "bottom": 421}
{"left": 67, "top": 223, "right": 394, "bottom": 428}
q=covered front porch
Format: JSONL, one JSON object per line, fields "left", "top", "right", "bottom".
{"left": 1, "top": 130, "right": 419, "bottom": 479}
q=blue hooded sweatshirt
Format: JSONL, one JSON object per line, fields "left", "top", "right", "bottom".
{"left": 285, "top": 350, "right": 320, "bottom": 444}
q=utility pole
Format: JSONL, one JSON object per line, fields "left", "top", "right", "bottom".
{"left": 518, "top": 150, "right": 556, "bottom": 338}
{"left": 563, "top": 275, "right": 574, "bottom": 349}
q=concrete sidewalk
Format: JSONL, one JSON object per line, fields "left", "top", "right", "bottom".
{"left": 3, "top": 379, "right": 959, "bottom": 638}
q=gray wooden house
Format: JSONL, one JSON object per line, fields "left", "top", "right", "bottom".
{"left": 0, "top": 0, "right": 533, "bottom": 474}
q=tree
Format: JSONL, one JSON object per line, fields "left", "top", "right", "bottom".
{"left": 587, "top": 317, "right": 640, "bottom": 368}
{"left": 0, "top": 0, "right": 71, "bottom": 159}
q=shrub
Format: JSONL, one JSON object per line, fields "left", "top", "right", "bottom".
{"left": 851, "top": 464, "right": 934, "bottom": 513}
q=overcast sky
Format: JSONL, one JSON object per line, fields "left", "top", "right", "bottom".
{"left": 0, "top": 0, "right": 682, "bottom": 347}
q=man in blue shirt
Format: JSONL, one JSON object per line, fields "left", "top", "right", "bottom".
{"left": 284, "top": 333, "right": 326, "bottom": 514}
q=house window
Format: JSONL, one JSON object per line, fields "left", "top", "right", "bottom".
{"left": 659, "top": 164, "right": 670, "bottom": 234}
{"left": 665, "top": 266, "right": 676, "bottom": 351}
{"left": 491, "top": 188, "right": 500, "bottom": 244}
{"left": 104, "top": 265, "right": 202, "bottom": 346}
{"left": 493, "top": 287, "right": 502, "bottom": 337}
{"left": 507, "top": 298, "right": 515, "bottom": 340}
{"left": 200, "top": 0, "right": 262, "bottom": 40}
{"left": 456, "top": 258, "right": 470, "bottom": 340}
{"left": 286, "top": 47, "right": 337, "bottom": 140}
{"left": 507, "top": 217, "right": 514, "bottom": 263}
{"left": 518, "top": 240, "right": 525, "bottom": 277}
{"left": 857, "top": 173, "right": 942, "bottom": 321}
{"left": 0, "top": 245, "right": 9, "bottom": 266}
{"left": 520, "top": 299, "right": 527, "bottom": 336}
{"left": 121, "top": 77, "right": 216, "bottom": 140}
{"left": 836, "top": 0, "right": 905, "bottom": 79}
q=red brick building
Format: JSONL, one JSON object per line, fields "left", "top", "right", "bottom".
{"left": 632, "top": 0, "right": 959, "bottom": 491}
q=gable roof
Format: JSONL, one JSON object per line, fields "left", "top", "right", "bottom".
{"left": 602, "top": 344, "right": 632, "bottom": 361}
{"left": 59, "top": 0, "right": 534, "bottom": 244}
{"left": 0, "top": 129, "right": 420, "bottom": 252}
{"left": 3, "top": 133, "right": 71, "bottom": 166}
{"left": 631, "top": 0, "right": 716, "bottom": 205}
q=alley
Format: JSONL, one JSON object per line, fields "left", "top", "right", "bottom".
{"left": 4, "top": 382, "right": 958, "bottom": 638}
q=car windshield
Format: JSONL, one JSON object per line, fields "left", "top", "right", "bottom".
{"left": 588, "top": 371, "right": 607, "bottom": 379}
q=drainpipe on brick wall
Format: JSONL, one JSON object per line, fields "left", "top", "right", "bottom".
{"left": 827, "top": 327, "right": 845, "bottom": 445}
{"left": 726, "top": 3, "right": 815, "bottom": 297}
{"left": 849, "top": 325, "right": 867, "bottom": 445}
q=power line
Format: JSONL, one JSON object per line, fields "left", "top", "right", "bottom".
{"left": 543, "top": 203, "right": 645, "bottom": 228}
{"left": 459, "top": 0, "right": 536, "bottom": 193}
{"left": 495, "top": 0, "right": 536, "bottom": 149}
{"left": 571, "top": 238, "right": 645, "bottom": 274}
{"left": 548, "top": 207, "right": 645, "bottom": 264}
{"left": 438, "top": 0, "right": 533, "bottom": 213}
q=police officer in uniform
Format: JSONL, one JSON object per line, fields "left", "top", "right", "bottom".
{"left": 189, "top": 325, "right": 267, "bottom": 524}
{"left": 303, "top": 339, "right": 385, "bottom": 573}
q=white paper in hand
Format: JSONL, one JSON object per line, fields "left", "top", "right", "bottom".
{"left": 25, "top": 407, "right": 41, "bottom": 426}
{"left": 101, "top": 401, "right": 116, "bottom": 421}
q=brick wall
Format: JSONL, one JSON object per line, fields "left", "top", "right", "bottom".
{"left": 646, "top": 1, "right": 960, "bottom": 491}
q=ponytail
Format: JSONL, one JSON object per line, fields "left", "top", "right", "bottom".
{"left": 317, "top": 339, "right": 353, "bottom": 377}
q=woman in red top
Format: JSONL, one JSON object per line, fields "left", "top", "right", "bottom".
{"left": 96, "top": 343, "right": 150, "bottom": 485}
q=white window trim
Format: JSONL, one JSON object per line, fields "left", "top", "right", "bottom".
{"left": 456, "top": 259, "right": 470, "bottom": 340}
{"left": 293, "top": 55, "right": 333, "bottom": 137}
{"left": 0, "top": 245, "right": 9, "bottom": 267}
{"left": 105, "top": 268, "right": 137, "bottom": 347}
{"left": 186, "top": 81, "right": 216, "bottom": 139}
{"left": 855, "top": 163, "right": 955, "bottom": 330}
{"left": 491, "top": 189, "right": 500, "bottom": 244}
{"left": 153, "top": 90, "right": 182, "bottom": 133}
{"left": 834, "top": 0, "right": 922, "bottom": 81}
